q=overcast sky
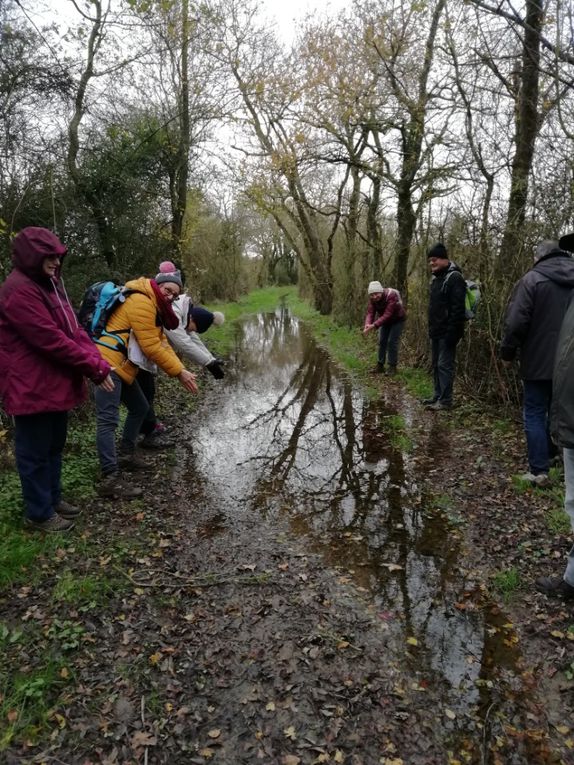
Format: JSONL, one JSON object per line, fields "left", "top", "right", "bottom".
{"left": 259, "top": 0, "right": 344, "bottom": 42}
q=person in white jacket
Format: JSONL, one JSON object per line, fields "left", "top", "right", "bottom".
{"left": 135, "top": 262, "right": 225, "bottom": 449}
{"left": 167, "top": 294, "right": 225, "bottom": 378}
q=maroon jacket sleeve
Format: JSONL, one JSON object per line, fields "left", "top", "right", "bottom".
{"left": 373, "top": 290, "right": 399, "bottom": 328}
{"left": 364, "top": 301, "right": 376, "bottom": 329}
{"left": 6, "top": 282, "right": 111, "bottom": 383}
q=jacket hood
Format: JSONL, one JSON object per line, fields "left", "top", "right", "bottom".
{"left": 432, "top": 260, "right": 461, "bottom": 279}
{"left": 11, "top": 227, "right": 67, "bottom": 281}
{"left": 533, "top": 251, "right": 574, "bottom": 287}
{"left": 173, "top": 294, "right": 192, "bottom": 328}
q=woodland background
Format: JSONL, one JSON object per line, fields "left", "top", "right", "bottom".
{"left": 1, "top": 0, "right": 574, "bottom": 403}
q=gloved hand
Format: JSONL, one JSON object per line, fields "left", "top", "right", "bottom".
{"left": 206, "top": 360, "right": 225, "bottom": 379}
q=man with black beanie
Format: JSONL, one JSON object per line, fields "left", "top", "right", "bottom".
{"left": 424, "top": 242, "right": 467, "bottom": 410}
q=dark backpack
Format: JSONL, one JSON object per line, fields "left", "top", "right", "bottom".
{"left": 77, "top": 281, "right": 138, "bottom": 353}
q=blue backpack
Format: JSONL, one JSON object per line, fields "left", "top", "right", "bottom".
{"left": 78, "top": 281, "right": 139, "bottom": 352}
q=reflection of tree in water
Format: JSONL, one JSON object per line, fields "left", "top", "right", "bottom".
{"left": 245, "top": 335, "right": 399, "bottom": 524}
{"left": 191, "top": 311, "right": 520, "bottom": 717}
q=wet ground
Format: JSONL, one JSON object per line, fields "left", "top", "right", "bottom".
{"left": 157, "top": 307, "right": 556, "bottom": 764}
{"left": 3, "top": 305, "right": 572, "bottom": 764}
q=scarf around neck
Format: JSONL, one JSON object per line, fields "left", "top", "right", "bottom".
{"left": 150, "top": 279, "right": 179, "bottom": 330}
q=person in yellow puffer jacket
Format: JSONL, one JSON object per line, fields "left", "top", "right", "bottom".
{"left": 93, "top": 272, "right": 197, "bottom": 498}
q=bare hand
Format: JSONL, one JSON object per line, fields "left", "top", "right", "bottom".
{"left": 98, "top": 374, "right": 115, "bottom": 392}
{"left": 363, "top": 325, "right": 373, "bottom": 334}
{"left": 178, "top": 369, "right": 198, "bottom": 393}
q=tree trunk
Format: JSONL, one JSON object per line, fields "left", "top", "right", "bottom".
{"left": 498, "top": 0, "right": 543, "bottom": 280}
{"left": 171, "top": 0, "right": 190, "bottom": 261}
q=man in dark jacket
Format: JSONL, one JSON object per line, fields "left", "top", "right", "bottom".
{"left": 500, "top": 240, "right": 574, "bottom": 486}
{"left": 536, "top": 232, "right": 574, "bottom": 599}
{"left": 424, "top": 243, "right": 467, "bottom": 410}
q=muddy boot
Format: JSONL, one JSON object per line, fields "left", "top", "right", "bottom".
{"left": 140, "top": 431, "right": 174, "bottom": 450}
{"left": 372, "top": 362, "right": 385, "bottom": 374}
{"left": 118, "top": 446, "right": 149, "bottom": 471}
{"left": 55, "top": 500, "right": 82, "bottom": 519}
{"left": 24, "top": 514, "right": 74, "bottom": 533}
{"left": 98, "top": 473, "right": 143, "bottom": 499}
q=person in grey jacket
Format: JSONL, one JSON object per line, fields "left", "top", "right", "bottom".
{"left": 536, "top": 232, "right": 574, "bottom": 599}
{"left": 500, "top": 240, "right": 574, "bottom": 485}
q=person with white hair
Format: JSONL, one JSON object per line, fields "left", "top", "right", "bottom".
{"left": 500, "top": 239, "right": 574, "bottom": 486}
{"left": 362, "top": 280, "right": 406, "bottom": 375}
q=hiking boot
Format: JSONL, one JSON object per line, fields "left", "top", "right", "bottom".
{"left": 98, "top": 473, "right": 143, "bottom": 499}
{"left": 426, "top": 400, "right": 452, "bottom": 411}
{"left": 55, "top": 500, "right": 81, "bottom": 519}
{"left": 421, "top": 397, "right": 438, "bottom": 406}
{"left": 140, "top": 431, "right": 174, "bottom": 450}
{"left": 518, "top": 472, "right": 550, "bottom": 488}
{"left": 533, "top": 473, "right": 551, "bottom": 488}
{"left": 372, "top": 363, "right": 385, "bottom": 374}
{"left": 118, "top": 451, "right": 149, "bottom": 471}
{"left": 24, "top": 514, "right": 74, "bottom": 533}
{"left": 535, "top": 576, "right": 574, "bottom": 600}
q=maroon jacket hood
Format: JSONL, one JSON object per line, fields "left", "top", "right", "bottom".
{"left": 11, "top": 227, "right": 67, "bottom": 281}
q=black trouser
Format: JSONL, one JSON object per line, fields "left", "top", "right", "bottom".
{"left": 137, "top": 369, "right": 158, "bottom": 436}
{"left": 14, "top": 411, "right": 68, "bottom": 521}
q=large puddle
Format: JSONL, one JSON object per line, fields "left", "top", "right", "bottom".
{"left": 182, "top": 307, "right": 521, "bottom": 734}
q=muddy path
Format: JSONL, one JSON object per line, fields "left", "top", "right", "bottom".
{"left": 142, "top": 307, "right": 562, "bottom": 764}
{"left": 3, "top": 306, "right": 573, "bottom": 764}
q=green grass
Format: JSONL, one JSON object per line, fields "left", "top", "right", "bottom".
{"left": 397, "top": 366, "right": 434, "bottom": 400}
{"left": 492, "top": 567, "right": 521, "bottom": 600}
{"left": 491, "top": 419, "right": 514, "bottom": 436}
{"left": 546, "top": 507, "right": 571, "bottom": 535}
{"left": 0, "top": 660, "right": 70, "bottom": 750}
{"left": 52, "top": 570, "right": 118, "bottom": 609}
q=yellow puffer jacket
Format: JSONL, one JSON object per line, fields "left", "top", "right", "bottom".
{"left": 97, "top": 277, "right": 183, "bottom": 384}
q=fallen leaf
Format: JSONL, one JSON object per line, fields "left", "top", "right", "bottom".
{"left": 406, "top": 637, "right": 418, "bottom": 646}
{"left": 207, "top": 729, "right": 221, "bottom": 739}
{"left": 199, "top": 748, "right": 215, "bottom": 758}
{"left": 556, "top": 725, "right": 570, "bottom": 735}
{"left": 334, "top": 750, "right": 344, "bottom": 763}
{"left": 282, "top": 756, "right": 300, "bottom": 765}
{"left": 131, "top": 731, "right": 157, "bottom": 748}
{"left": 266, "top": 701, "right": 276, "bottom": 711}
{"left": 445, "top": 709, "right": 456, "bottom": 720}
{"left": 283, "top": 725, "right": 297, "bottom": 740}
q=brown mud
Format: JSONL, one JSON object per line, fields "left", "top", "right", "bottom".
{"left": 2, "top": 307, "right": 574, "bottom": 764}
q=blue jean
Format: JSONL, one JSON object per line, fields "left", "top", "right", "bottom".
{"left": 563, "top": 449, "right": 574, "bottom": 586}
{"left": 14, "top": 411, "right": 68, "bottom": 522}
{"left": 378, "top": 320, "right": 405, "bottom": 368}
{"left": 431, "top": 337, "right": 457, "bottom": 405}
{"left": 523, "top": 380, "right": 553, "bottom": 475}
{"left": 94, "top": 371, "right": 149, "bottom": 475}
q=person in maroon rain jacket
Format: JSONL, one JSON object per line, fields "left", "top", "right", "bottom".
{"left": 0, "top": 227, "right": 114, "bottom": 532}
{"left": 363, "top": 280, "right": 407, "bottom": 374}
